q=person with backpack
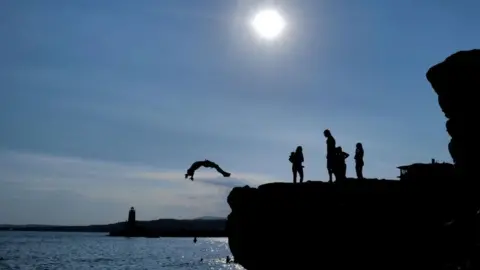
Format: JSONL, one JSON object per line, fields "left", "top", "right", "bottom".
{"left": 289, "top": 146, "right": 304, "bottom": 183}
{"left": 333, "top": 146, "right": 349, "bottom": 181}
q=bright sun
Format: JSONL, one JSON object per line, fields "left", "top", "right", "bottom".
{"left": 251, "top": 9, "right": 286, "bottom": 40}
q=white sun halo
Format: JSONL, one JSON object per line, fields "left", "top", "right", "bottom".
{"left": 251, "top": 9, "right": 286, "bottom": 40}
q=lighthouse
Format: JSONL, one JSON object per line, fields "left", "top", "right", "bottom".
{"left": 128, "top": 207, "right": 136, "bottom": 227}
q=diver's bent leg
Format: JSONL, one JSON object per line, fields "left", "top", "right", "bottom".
{"left": 214, "top": 165, "right": 231, "bottom": 177}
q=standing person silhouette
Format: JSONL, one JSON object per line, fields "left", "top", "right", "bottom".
{"left": 290, "top": 146, "right": 304, "bottom": 184}
{"left": 323, "top": 129, "right": 336, "bottom": 182}
{"left": 354, "top": 143, "right": 364, "bottom": 179}
{"left": 334, "top": 146, "right": 349, "bottom": 181}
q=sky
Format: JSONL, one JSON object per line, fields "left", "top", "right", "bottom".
{"left": 1, "top": 0, "right": 479, "bottom": 225}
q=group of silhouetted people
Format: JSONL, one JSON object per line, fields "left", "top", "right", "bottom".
{"left": 325, "top": 129, "right": 365, "bottom": 182}
{"left": 289, "top": 129, "right": 364, "bottom": 183}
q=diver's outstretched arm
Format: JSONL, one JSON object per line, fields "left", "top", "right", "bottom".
{"left": 185, "top": 173, "right": 194, "bottom": 181}
{"left": 185, "top": 161, "right": 206, "bottom": 181}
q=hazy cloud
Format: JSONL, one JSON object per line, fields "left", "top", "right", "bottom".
{"left": 0, "top": 150, "right": 281, "bottom": 225}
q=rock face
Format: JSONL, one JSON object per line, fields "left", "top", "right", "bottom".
{"left": 426, "top": 49, "right": 480, "bottom": 266}
{"left": 226, "top": 50, "right": 480, "bottom": 270}
{"left": 227, "top": 180, "right": 461, "bottom": 270}
{"left": 426, "top": 49, "right": 479, "bottom": 181}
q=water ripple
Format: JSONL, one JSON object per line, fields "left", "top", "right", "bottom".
{"left": 0, "top": 232, "right": 243, "bottom": 270}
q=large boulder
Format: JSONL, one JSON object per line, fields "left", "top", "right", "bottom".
{"left": 426, "top": 49, "right": 480, "bottom": 267}
{"left": 426, "top": 49, "right": 480, "bottom": 181}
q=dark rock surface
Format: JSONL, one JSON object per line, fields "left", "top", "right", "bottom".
{"left": 227, "top": 180, "right": 461, "bottom": 270}
{"left": 427, "top": 49, "right": 480, "bottom": 267}
{"left": 226, "top": 50, "right": 480, "bottom": 270}
{"left": 426, "top": 49, "right": 479, "bottom": 181}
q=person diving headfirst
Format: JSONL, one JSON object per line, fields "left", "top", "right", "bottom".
{"left": 185, "top": 160, "right": 231, "bottom": 181}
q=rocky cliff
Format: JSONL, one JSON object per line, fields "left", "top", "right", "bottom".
{"left": 426, "top": 49, "right": 480, "bottom": 181}
{"left": 426, "top": 49, "right": 480, "bottom": 266}
{"left": 226, "top": 50, "right": 480, "bottom": 270}
{"left": 227, "top": 179, "right": 461, "bottom": 270}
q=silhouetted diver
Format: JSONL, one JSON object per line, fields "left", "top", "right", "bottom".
{"left": 193, "top": 236, "right": 197, "bottom": 243}
{"left": 185, "top": 160, "right": 231, "bottom": 181}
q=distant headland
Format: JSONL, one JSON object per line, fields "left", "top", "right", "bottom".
{"left": 0, "top": 212, "right": 227, "bottom": 238}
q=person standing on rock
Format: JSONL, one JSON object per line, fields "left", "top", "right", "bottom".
{"left": 354, "top": 143, "right": 364, "bottom": 179}
{"left": 324, "top": 129, "right": 336, "bottom": 182}
{"left": 334, "top": 146, "right": 349, "bottom": 181}
{"left": 289, "top": 146, "right": 304, "bottom": 183}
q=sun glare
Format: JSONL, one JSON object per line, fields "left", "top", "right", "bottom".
{"left": 251, "top": 9, "right": 286, "bottom": 40}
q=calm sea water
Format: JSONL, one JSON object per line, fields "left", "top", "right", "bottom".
{"left": 0, "top": 231, "right": 244, "bottom": 270}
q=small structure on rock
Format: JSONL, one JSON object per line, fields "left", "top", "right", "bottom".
{"left": 397, "top": 159, "right": 455, "bottom": 182}
{"left": 109, "top": 207, "right": 157, "bottom": 238}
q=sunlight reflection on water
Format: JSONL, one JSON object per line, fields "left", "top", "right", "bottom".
{"left": 0, "top": 231, "right": 244, "bottom": 270}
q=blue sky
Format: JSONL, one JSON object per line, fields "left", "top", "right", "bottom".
{"left": 1, "top": 0, "right": 478, "bottom": 225}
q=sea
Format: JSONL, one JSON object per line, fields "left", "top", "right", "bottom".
{"left": 0, "top": 231, "right": 244, "bottom": 270}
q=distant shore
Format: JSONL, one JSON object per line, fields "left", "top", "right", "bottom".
{"left": 0, "top": 218, "right": 227, "bottom": 237}
{"left": 0, "top": 228, "right": 227, "bottom": 237}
